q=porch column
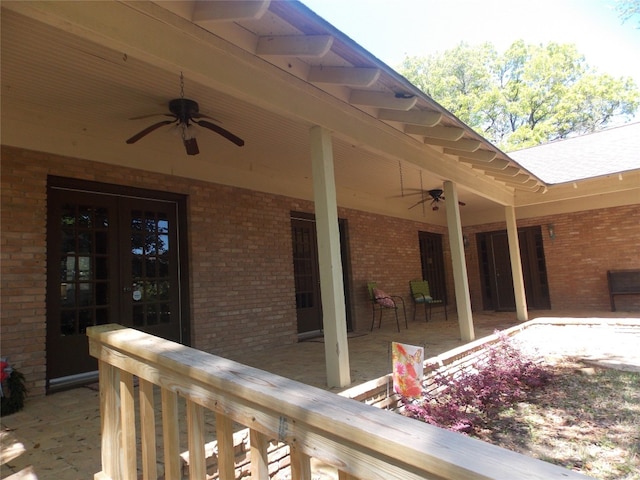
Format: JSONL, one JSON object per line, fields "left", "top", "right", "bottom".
{"left": 505, "top": 205, "right": 528, "bottom": 321}
{"left": 309, "top": 125, "right": 351, "bottom": 388}
{"left": 443, "top": 181, "right": 474, "bottom": 342}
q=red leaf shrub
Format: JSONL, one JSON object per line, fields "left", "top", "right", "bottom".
{"left": 401, "top": 331, "right": 552, "bottom": 434}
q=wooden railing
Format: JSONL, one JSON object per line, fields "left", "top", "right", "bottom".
{"left": 87, "top": 323, "right": 592, "bottom": 480}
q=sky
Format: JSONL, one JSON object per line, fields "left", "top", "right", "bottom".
{"left": 301, "top": 0, "right": 640, "bottom": 88}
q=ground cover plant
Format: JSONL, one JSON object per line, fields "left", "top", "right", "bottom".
{"left": 399, "top": 333, "right": 640, "bottom": 479}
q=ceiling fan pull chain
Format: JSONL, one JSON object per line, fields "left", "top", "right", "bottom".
{"left": 398, "top": 161, "right": 405, "bottom": 198}
{"left": 180, "top": 72, "right": 185, "bottom": 99}
{"left": 420, "top": 171, "right": 426, "bottom": 216}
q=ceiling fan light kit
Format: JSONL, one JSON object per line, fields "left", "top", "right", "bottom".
{"left": 126, "top": 75, "right": 244, "bottom": 155}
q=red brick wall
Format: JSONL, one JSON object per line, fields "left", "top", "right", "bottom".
{"left": 2, "top": 145, "right": 638, "bottom": 396}
{"left": 463, "top": 205, "right": 640, "bottom": 312}
{"left": 343, "top": 210, "right": 450, "bottom": 328}
{"left": 1, "top": 147, "right": 300, "bottom": 394}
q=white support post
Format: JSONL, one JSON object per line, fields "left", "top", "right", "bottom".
{"left": 309, "top": 125, "right": 351, "bottom": 388}
{"left": 505, "top": 205, "right": 529, "bottom": 321}
{"left": 443, "top": 181, "right": 475, "bottom": 342}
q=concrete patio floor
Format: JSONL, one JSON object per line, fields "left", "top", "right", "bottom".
{"left": 1, "top": 310, "right": 638, "bottom": 480}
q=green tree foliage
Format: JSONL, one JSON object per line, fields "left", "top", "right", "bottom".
{"left": 399, "top": 41, "right": 640, "bottom": 150}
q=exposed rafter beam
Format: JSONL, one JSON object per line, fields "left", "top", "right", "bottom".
{"left": 308, "top": 67, "right": 381, "bottom": 87}
{"left": 256, "top": 35, "right": 333, "bottom": 57}
{"left": 192, "top": 0, "right": 271, "bottom": 22}
{"left": 349, "top": 90, "right": 417, "bottom": 110}
{"left": 377, "top": 109, "right": 442, "bottom": 127}
{"left": 474, "top": 164, "right": 521, "bottom": 175}
{"left": 423, "top": 137, "right": 481, "bottom": 152}
{"left": 444, "top": 148, "right": 496, "bottom": 162}
{"left": 487, "top": 173, "right": 532, "bottom": 184}
{"left": 404, "top": 124, "right": 464, "bottom": 140}
{"left": 506, "top": 179, "right": 543, "bottom": 191}
{"left": 5, "top": 1, "right": 515, "bottom": 206}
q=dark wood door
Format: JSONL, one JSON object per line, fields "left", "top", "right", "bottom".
{"left": 290, "top": 214, "right": 352, "bottom": 337}
{"left": 291, "top": 218, "right": 323, "bottom": 335}
{"left": 478, "top": 227, "right": 550, "bottom": 311}
{"left": 418, "top": 232, "right": 448, "bottom": 305}
{"left": 491, "top": 232, "right": 516, "bottom": 310}
{"left": 47, "top": 186, "right": 185, "bottom": 389}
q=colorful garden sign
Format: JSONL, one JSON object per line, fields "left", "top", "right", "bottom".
{"left": 391, "top": 342, "right": 424, "bottom": 398}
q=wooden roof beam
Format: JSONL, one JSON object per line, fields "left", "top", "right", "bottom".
{"left": 445, "top": 148, "right": 496, "bottom": 162}
{"left": 308, "top": 67, "right": 381, "bottom": 87}
{"left": 377, "top": 109, "right": 442, "bottom": 127}
{"left": 472, "top": 164, "right": 522, "bottom": 175}
{"left": 256, "top": 35, "right": 333, "bottom": 57}
{"left": 423, "top": 137, "right": 481, "bottom": 152}
{"left": 192, "top": 0, "right": 271, "bottom": 22}
{"left": 349, "top": 90, "right": 417, "bottom": 110}
{"left": 487, "top": 173, "right": 532, "bottom": 184}
{"left": 404, "top": 124, "right": 464, "bottom": 140}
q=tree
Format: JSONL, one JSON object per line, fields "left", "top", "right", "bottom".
{"left": 615, "top": 0, "right": 640, "bottom": 28}
{"left": 399, "top": 41, "right": 640, "bottom": 150}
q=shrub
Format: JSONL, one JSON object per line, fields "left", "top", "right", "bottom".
{"left": 400, "top": 331, "right": 552, "bottom": 434}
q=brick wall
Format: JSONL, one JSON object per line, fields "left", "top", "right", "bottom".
{"left": 463, "top": 205, "right": 640, "bottom": 312}
{"left": 343, "top": 209, "right": 450, "bottom": 328}
{"left": 1, "top": 147, "right": 302, "bottom": 395}
{"left": 2, "top": 145, "right": 638, "bottom": 396}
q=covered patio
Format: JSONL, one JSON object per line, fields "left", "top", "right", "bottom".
{"left": 2, "top": 310, "right": 638, "bottom": 480}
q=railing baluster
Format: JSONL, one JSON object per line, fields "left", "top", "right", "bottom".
{"left": 216, "top": 413, "right": 235, "bottom": 480}
{"left": 161, "top": 388, "right": 181, "bottom": 479}
{"left": 187, "top": 399, "right": 206, "bottom": 480}
{"left": 89, "top": 324, "right": 598, "bottom": 480}
{"left": 249, "top": 428, "right": 269, "bottom": 480}
{"left": 120, "top": 371, "right": 137, "bottom": 480}
{"left": 139, "top": 378, "right": 157, "bottom": 480}
{"left": 99, "top": 360, "right": 121, "bottom": 480}
{"left": 290, "top": 446, "right": 312, "bottom": 480}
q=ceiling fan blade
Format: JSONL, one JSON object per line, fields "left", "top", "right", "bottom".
{"left": 129, "top": 113, "right": 175, "bottom": 121}
{"left": 408, "top": 197, "right": 430, "bottom": 210}
{"left": 126, "top": 120, "right": 175, "bottom": 144}
{"left": 194, "top": 119, "right": 245, "bottom": 147}
{"left": 458, "top": 201, "right": 466, "bottom": 206}
{"left": 184, "top": 137, "right": 200, "bottom": 156}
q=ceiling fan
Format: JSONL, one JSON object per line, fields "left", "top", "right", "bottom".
{"left": 126, "top": 75, "right": 244, "bottom": 155}
{"left": 408, "top": 188, "right": 466, "bottom": 211}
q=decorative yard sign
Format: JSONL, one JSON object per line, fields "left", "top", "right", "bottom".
{"left": 391, "top": 342, "right": 424, "bottom": 398}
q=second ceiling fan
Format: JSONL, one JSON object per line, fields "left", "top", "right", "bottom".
{"left": 408, "top": 188, "right": 466, "bottom": 211}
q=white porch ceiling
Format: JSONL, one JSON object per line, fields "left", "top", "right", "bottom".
{"left": 1, "top": 1, "right": 552, "bottom": 226}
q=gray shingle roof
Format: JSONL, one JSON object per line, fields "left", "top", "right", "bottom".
{"left": 509, "top": 122, "right": 640, "bottom": 184}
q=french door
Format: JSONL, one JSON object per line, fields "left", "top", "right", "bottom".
{"left": 290, "top": 213, "right": 352, "bottom": 337}
{"left": 418, "top": 231, "right": 448, "bottom": 306}
{"left": 46, "top": 180, "right": 188, "bottom": 390}
{"left": 477, "top": 227, "right": 550, "bottom": 311}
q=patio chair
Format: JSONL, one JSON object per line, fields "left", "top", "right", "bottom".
{"left": 409, "top": 279, "right": 447, "bottom": 322}
{"left": 367, "top": 282, "right": 407, "bottom": 332}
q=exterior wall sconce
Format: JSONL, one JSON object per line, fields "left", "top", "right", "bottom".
{"left": 463, "top": 234, "right": 470, "bottom": 248}
{"left": 547, "top": 223, "right": 556, "bottom": 240}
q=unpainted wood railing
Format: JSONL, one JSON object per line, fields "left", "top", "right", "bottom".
{"left": 87, "top": 323, "right": 592, "bottom": 480}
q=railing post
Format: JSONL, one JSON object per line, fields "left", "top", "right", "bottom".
{"left": 187, "top": 400, "right": 206, "bottom": 479}
{"left": 98, "top": 360, "right": 121, "bottom": 480}
{"left": 120, "top": 371, "right": 137, "bottom": 479}
{"left": 249, "top": 429, "right": 269, "bottom": 480}
{"left": 290, "top": 446, "right": 312, "bottom": 480}
{"left": 138, "top": 378, "right": 157, "bottom": 480}
{"left": 161, "top": 388, "right": 181, "bottom": 479}
{"left": 216, "top": 413, "right": 236, "bottom": 480}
